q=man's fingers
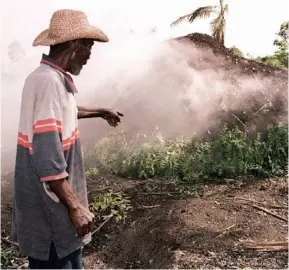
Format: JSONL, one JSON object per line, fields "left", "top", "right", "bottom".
{"left": 87, "top": 219, "right": 92, "bottom": 234}
{"left": 107, "top": 118, "right": 118, "bottom": 127}
{"left": 77, "top": 220, "right": 93, "bottom": 237}
{"left": 77, "top": 226, "right": 85, "bottom": 237}
{"left": 90, "top": 220, "right": 94, "bottom": 232}
{"left": 104, "top": 111, "right": 123, "bottom": 125}
{"left": 112, "top": 115, "right": 121, "bottom": 122}
{"left": 79, "top": 205, "right": 94, "bottom": 219}
{"left": 78, "top": 204, "right": 92, "bottom": 215}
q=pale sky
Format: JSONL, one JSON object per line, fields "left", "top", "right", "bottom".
{"left": 1, "top": 0, "right": 288, "bottom": 59}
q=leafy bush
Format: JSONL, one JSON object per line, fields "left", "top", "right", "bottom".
{"left": 90, "top": 191, "right": 133, "bottom": 222}
{"left": 84, "top": 124, "right": 288, "bottom": 182}
{"left": 253, "top": 21, "right": 288, "bottom": 68}
{"left": 229, "top": 46, "right": 244, "bottom": 57}
{"left": 1, "top": 248, "right": 11, "bottom": 268}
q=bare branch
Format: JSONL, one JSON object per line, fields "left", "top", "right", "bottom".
{"left": 252, "top": 204, "right": 288, "bottom": 223}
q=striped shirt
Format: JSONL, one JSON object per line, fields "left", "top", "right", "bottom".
{"left": 12, "top": 54, "right": 91, "bottom": 260}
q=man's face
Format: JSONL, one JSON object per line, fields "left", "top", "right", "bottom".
{"left": 67, "top": 39, "right": 94, "bottom": 76}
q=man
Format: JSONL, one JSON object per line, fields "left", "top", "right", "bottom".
{"left": 12, "top": 9, "right": 123, "bottom": 269}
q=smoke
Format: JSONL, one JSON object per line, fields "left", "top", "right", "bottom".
{"left": 76, "top": 35, "right": 287, "bottom": 142}
{"left": 1, "top": 33, "right": 287, "bottom": 173}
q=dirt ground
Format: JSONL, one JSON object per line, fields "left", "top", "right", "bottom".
{"left": 1, "top": 173, "right": 288, "bottom": 269}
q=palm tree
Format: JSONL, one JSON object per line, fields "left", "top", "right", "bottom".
{"left": 171, "top": 0, "right": 229, "bottom": 44}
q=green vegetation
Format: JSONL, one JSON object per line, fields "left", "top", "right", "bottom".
{"left": 1, "top": 249, "right": 11, "bottom": 268}
{"left": 229, "top": 46, "right": 244, "bottom": 57}
{"left": 171, "top": 0, "right": 228, "bottom": 44}
{"left": 0, "top": 246, "right": 24, "bottom": 269}
{"left": 255, "top": 21, "right": 288, "bottom": 68}
{"left": 84, "top": 124, "right": 288, "bottom": 182}
{"left": 90, "top": 191, "right": 133, "bottom": 222}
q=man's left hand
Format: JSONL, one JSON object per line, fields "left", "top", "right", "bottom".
{"left": 101, "top": 109, "right": 124, "bottom": 127}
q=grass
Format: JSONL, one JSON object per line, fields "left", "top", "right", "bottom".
{"left": 83, "top": 124, "right": 288, "bottom": 182}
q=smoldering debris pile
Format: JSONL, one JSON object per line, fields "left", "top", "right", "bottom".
{"left": 79, "top": 33, "right": 288, "bottom": 143}
{"left": 173, "top": 33, "right": 288, "bottom": 77}
{"left": 168, "top": 33, "right": 288, "bottom": 137}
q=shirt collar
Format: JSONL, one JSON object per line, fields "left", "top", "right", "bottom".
{"left": 40, "top": 54, "right": 78, "bottom": 94}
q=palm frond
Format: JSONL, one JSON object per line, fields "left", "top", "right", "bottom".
{"left": 171, "top": 13, "right": 194, "bottom": 27}
{"left": 171, "top": 6, "right": 218, "bottom": 27}
{"left": 219, "top": 0, "right": 224, "bottom": 9}
{"left": 223, "top": 4, "right": 229, "bottom": 14}
{"left": 210, "top": 12, "right": 226, "bottom": 44}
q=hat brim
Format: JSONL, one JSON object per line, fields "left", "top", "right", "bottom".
{"left": 33, "top": 25, "right": 109, "bottom": 46}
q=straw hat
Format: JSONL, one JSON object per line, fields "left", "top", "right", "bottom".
{"left": 33, "top": 9, "right": 109, "bottom": 46}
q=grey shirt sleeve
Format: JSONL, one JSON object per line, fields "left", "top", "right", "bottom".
{"left": 31, "top": 77, "right": 68, "bottom": 182}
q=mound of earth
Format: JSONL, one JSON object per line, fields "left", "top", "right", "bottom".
{"left": 166, "top": 33, "right": 288, "bottom": 137}
{"left": 172, "top": 33, "right": 287, "bottom": 77}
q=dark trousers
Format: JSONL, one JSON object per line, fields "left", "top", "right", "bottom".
{"left": 28, "top": 242, "right": 83, "bottom": 269}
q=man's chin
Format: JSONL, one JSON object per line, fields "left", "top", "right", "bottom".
{"left": 69, "top": 66, "right": 83, "bottom": 76}
{"left": 71, "top": 71, "right": 81, "bottom": 76}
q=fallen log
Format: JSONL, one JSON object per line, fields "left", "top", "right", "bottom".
{"left": 252, "top": 204, "right": 287, "bottom": 222}
{"left": 236, "top": 197, "right": 288, "bottom": 209}
{"left": 240, "top": 240, "right": 288, "bottom": 252}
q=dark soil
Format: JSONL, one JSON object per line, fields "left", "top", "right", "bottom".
{"left": 1, "top": 174, "right": 288, "bottom": 269}
{"left": 82, "top": 176, "right": 288, "bottom": 269}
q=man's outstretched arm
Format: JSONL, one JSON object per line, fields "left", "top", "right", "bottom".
{"left": 77, "top": 106, "right": 124, "bottom": 127}
{"left": 77, "top": 106, "right": 105, "bottom": 119}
